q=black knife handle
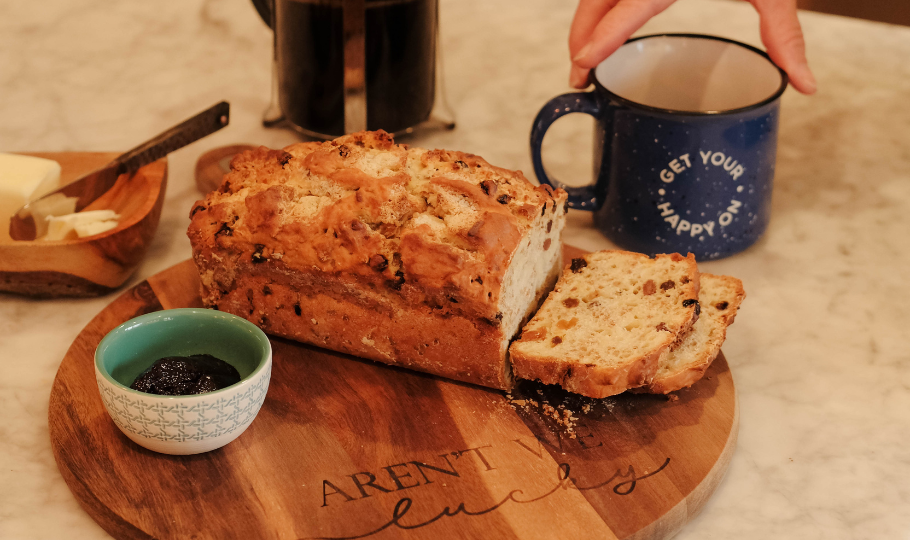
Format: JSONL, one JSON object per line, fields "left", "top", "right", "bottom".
{"left": 116, "top": 102, "right": 230, "bottom": 173}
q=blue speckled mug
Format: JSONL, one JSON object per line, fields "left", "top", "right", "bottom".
{"left": 531, "top": 34, "right": 787, "bottom": 260}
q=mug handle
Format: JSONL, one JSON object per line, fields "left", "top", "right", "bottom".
{"left": 530, "top": 92, "right": 603, "bottom": 210}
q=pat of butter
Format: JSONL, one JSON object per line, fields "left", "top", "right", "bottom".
{"left": 0, "top": 153, "right": 62, "bottom": 241}
{"left": 74, "top": 220, "right": 119, "bottom": 238}
{"left": 29, "top": 193, "right": 79, "bottom": 238}
{"left": 45, "top": 210, "right": 121, "bottom": 241}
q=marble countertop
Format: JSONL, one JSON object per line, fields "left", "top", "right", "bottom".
{"left": 2, "top": 0, "right": 909, "bottom": 538}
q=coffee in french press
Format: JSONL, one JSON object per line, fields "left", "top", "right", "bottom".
{"left": 253, "top": 0, "right": 452, "bottom": 138}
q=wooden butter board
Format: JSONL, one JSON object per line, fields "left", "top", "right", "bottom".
{"left": 49, "top": 246, "right": 738, "bottom": 540}
{"left": 0, "top": 152, "right": 167, "bottom": 297}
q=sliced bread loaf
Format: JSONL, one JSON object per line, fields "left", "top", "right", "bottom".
{"left": 187, "top": 130, "right": 567, "bottom": 391}
{"left": 509, "top": 250, "right": 701, "bottom": 398}
{"left": 644, "top": 273, "right": 745, "bottom": 394}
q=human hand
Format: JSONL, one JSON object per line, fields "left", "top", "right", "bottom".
{"left": 569, "top": 0, "right": 817, "bottom": 94}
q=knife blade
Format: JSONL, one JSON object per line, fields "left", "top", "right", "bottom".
{"left": 8, "top": 101, "right": 230, "bottom": 241}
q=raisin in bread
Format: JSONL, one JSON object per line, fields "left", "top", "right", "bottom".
{"left": 187, "top": 130, "right": 567, "bottom": 390}
{"left": 643, "top": 273, "right": 745, "bottom": 394}
{"left": 509, "top": 250, "right": 700, "bottom": 398}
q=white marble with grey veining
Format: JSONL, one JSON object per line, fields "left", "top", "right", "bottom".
{"left": 1, "top": 0, "right": 909, "bottom": 538}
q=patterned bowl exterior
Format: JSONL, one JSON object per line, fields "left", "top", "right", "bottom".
{"left": 95, "top": 359, "right": 271, "bottom": 455}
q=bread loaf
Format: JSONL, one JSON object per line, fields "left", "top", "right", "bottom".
{"left": 644, "top": 273, "right": 745, "bottom": 394}
{"left": 187, "top": 130, "right": 567, "bottom": 390}
{"left": 509, "top": 250, "right": 700, "bottom": 398}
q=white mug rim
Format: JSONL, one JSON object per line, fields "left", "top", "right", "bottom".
{"left": 591, "top": 33, "right": 789, "bottom": 116}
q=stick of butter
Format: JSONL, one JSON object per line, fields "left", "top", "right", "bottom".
{"left": 0, "top": 153, "right": 62, "bottom": 242}
{"left": 45, "top": 210, "right": 121, "bottom": 241}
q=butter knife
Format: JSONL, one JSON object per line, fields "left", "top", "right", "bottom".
{"left": 8, "top": 101, "right": 230, "bottom": 241}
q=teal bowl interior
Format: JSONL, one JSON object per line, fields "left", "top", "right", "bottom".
{"left": 96, "top": 308, "right": 271, "bottom": 393}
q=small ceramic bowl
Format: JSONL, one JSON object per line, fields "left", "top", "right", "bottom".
{"left": 94, "top": 308, "right": 271, "bottom": 455}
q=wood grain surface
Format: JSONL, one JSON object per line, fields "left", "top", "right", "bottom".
{"left": 194, "top": 144, "right": 256, "bottom": 194}
{"left": 49, "top": 249, "right": 738, "bottom": 540}
{"left": 0, "top": 152, "right": 167, "bottom": 297}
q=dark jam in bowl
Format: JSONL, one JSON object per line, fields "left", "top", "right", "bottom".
{"left": 130, "top": 354, "right": 241, "bottom": 396}
{"left": 275, "top": 0, "right": 437, "bottom": 136}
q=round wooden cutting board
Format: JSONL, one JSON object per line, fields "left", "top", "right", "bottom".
{"left": 49, "top": 248, "right": 738, "bottom": 540}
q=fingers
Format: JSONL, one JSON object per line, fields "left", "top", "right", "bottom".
{"left": 570, "top": 0, "right": 621, "bottom": 57}
{"left": 569, "top": 0, "right": 622, "bottom": 87}
{"left": 571, "top": 0, "right": 677, "bottom": 69}
{"left": 750, "top": 0, "right": 817, "bottom": 94}
{"left": 570, "top": 64, "right": 590, "bottom": 88}
{"left": 568, "top": 0, "right": 815, "bottom": 94}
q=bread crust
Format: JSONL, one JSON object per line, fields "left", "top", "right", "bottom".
{"left": 509, "top": 347, "right": 663, "bottom": 399}
{"left": 211, "top": 264, "right": 513, "bottom": 388}
{"left": 642, "top": 363, "right": 711, "bottom": 395}
{"left": 187, "top": 130, "right": 567, "bottom": 390}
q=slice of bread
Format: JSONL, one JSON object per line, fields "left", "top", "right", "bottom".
{"left": 509, "top": 250, "right": 701, "bottom": 398}
{"left": 644, "top": 273, "right": 745, "bottom": 394}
